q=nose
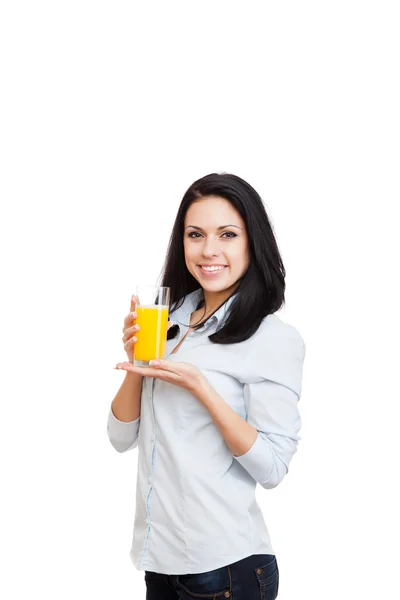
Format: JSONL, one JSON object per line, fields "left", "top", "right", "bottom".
{"left": 202, "top": 235, "right": 222, "bottom": 258}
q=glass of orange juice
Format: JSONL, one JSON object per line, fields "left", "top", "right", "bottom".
{"left": 134, "top": 285, "right": 170, "bottom": 367}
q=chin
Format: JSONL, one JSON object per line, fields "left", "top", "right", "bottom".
{"left": 203, "top": 280, "right": 236, "bottom": 292}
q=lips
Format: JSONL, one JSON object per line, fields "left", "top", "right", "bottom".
{"left": 198, "top": 265, "right": 227, "bottom": 276}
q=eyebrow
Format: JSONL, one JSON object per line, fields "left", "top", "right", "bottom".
{"left": 185, "top": 224, "right": 243, "bottom": 231}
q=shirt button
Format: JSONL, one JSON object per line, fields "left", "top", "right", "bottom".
{"left": 256, "top": 568, "right": 262, "bottom": 575}
{"left": 224, "top": 593, "right": 230, "bottom": 598}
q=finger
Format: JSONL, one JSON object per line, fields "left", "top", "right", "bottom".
{"left": 130, "top": 294, "right": 140, "bottom": 312}
{"left": 115, "top": 363, "right": 155, "bottom": 375}
{"left": 146, "top": 359, "right": 176, "bottom": 371}
{"left": 130, "top": 295, "right": 137, "bottom": 313}
{"left": 115, "top": 363, "right": 145, "bottom": 373}
{"left": 126, "top": 359, "right": 179, "bottom": 373}
{"left": 167, "top": 320, "right": 174, "bottom": 331}
{"left": 122, "top": 323, "right": 140, "bottom": 342}
{"left": 115, "top": 363, "right": 181, "bottom": 382}
{"left": 123, "top": 336, "right": 137, "bottom": 351}
{"left": 123, "top": 310, "right": 137, "bottom": 331}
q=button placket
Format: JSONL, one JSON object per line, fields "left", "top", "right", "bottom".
{"left": 141, "top": 377, "right": 158, "bottom": 563}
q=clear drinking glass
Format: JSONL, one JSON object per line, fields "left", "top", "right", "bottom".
{"left": 134, "top": 285, "right": 170, "bottom": 367}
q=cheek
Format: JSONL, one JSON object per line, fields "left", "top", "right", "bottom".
{"left": 183, "top": 243, "right": 197, "bottom": 267}
{"left": 231, "top": 244, "right": 249, "bottom": 269}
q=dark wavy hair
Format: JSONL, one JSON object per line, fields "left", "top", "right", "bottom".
{"left": 157, "top": 172, "right": 286, "bottom": 344}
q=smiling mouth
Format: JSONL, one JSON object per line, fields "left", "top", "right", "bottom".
{"left": 198, "top": 265, "right": 227, "bottom": 275}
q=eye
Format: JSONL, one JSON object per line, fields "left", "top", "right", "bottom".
{"left": 187, "top": 231, "right": 237, "bottom": 239}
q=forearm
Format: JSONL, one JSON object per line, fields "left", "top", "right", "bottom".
{"left": 195, "top": 379, "right": 258, "bottom": 457}
{"left": 195, "top": 377, "right": 301, "bottom": 488}
{"left": 111, "top": 372, "right": 143, "bottom": 422}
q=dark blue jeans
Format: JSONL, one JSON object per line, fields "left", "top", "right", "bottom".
{"left": 145, "top": 554, "right": 279, "bottom": 599}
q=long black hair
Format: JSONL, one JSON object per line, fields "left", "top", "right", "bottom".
{"left": 158, "top": 172, "right": 286, "bottom": 344}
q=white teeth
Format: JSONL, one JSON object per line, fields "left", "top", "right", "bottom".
{"left": 201, "top": 266, "right": 225, "bottom": 272}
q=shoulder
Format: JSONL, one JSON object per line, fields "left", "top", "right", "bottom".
{"left": 252, "top": 313, "right": 305, "bottom": 352}
{"left": 240, "top": 313, "right": 306, "bottom": 395}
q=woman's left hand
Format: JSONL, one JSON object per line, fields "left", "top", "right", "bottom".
{"left": 114, "top": 359, "right": 207, "bottom": 394}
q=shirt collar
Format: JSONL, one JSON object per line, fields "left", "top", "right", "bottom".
{"left": 171, "top": 288, "right": 237, "bottom": 329}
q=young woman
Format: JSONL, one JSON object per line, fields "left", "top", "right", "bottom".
{"left": 108, "top": 173, "right": 306, "bottom": 600}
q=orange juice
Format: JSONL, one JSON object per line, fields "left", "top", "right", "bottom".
{"left": 134, "top": 305, "right": 169, "bottom": 362}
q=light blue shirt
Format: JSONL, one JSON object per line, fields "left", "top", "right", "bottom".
{"left": 107, "top": 288, "right": 306, "bottom": 575}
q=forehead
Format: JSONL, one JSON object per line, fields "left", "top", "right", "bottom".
{"left": 184, "top": 196, "right": 243, "bottom": 225}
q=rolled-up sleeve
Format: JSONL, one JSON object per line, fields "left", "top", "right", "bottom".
{"left": 234, "top": 324, "right": 306, "bottom": 489}
{"left": 107, "top": 406, "right": 141, "bottom": 453}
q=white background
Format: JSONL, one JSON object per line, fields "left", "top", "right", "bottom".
{"left": 1, "top": 1, "right": 399, "bottom": 598}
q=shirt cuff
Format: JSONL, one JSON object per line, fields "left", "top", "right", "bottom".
{"left": 233, "top": 433, "right": 273, "bottom": 484}
{"left": 107, "top": 406, "right": 140, "bottom": 448}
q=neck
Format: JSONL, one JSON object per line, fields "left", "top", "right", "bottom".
{"left": 202, "top": 283, "right": 238, "bottom": 314}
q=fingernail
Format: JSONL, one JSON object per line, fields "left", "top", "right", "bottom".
{"left": 149, "top": 360, "right": 161, "bottom": 367}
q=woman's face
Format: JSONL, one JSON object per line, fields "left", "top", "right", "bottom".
{"left": 183, "top": 195, "right": 250, "bottom": 296}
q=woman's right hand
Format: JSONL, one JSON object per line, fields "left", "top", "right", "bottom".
{"left": 122, "top": 295, "right": 140, "bottom": 363}
{"left": 122, "top": 295, "right": 174, "bottom": 363}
